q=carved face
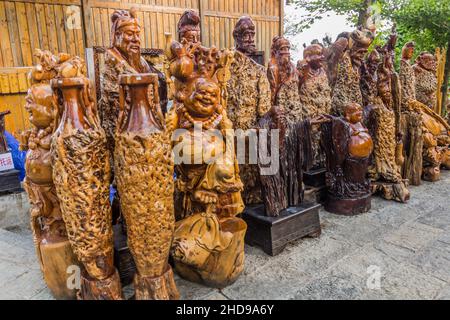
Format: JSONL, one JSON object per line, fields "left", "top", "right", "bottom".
{"left": 181, "top": 29, "right": 200, "bottom": 45}
{"left": 115, "top": 24, "right": 141, "bottom": 56}
{"left": 350, "top": 47, "right": 368, "bottom": 67}
{"left": 185, "top": 79, "right": 220, "bottom": 118}
{"left": 275, "top": 43, "right": 291, "bottom": 65}
{"left": 345, "top": 103, "right": 363, "bottom": 124}
{"left": 402, "top": 44, "right": 415, "bottom": 60}
{"left": 377, "top": 70, "right": 392, "bottom": 106}
{"left": 235, "top": 23, "right": 257, "bottom": 54}
{"left": 304, "top": 45, "right": 324, "bottom": 70}
{"left": 418, "top": 53, "right": 436, "bottom": 71}
{"left": 25, "top": 84, "right": 55, "bottom": 129}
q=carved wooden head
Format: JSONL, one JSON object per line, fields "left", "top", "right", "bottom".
{"left": 271, "top": 36, "right": 291, "bottom": 66}
{"left": 110, "top": 9, "right": 141, "bottom": 58}
{"left": 349, "top": 28, "right": 374, "bottom": 67}
{"left": 415, "top": 52, "right": 437, "bottom": 72}
{"left": 178, "top": 10, "right": 201, "bottom": 45}
{"left": 344, "top": 103, "right": 363, "bottom": 124}
{"left": 303, "top": 44, "right": 325, "bottom": 70}
{"left": 233, "top": 16, "right": 257, "bottom": 55}
{"left": 402, "top": 41, "right": 415, "bottom": 61}
{"left": 184, "top": 78, "right": 220, "bottom": 118}
{"left": 25, "top": 84, "right": 55, "bottom": 129}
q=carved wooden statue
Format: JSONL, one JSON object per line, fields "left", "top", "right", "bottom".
{"left": 327, "top": 28, "right": 374, "bottom": 115}
{"left": 399, "top": 42, "right": 423, "bottom": 185}
{"left": 166, "top": 39, "right": 246, "bottom": 288}
{"left": 227, "top": 16, "right": 271, "bottom": 205}
{"left": 413, "top": 52, "right": 438, "bottom": 110}
{"left": 321, "top": 103, "right": 373, "bottom": 215}
{"left": 99, "top": 9, "right": 167, "bottom": 158}
{"left": 178, "top": 9, "right": 201, "bottom": 45}
{"left": 363, "top": 39, "right": 410, "bottom": 203}
{"left": 0, "top": 110, "right": 10, "bottom": 153}
{"left": 51, "top": 57, "right": 122, "bottom": 300}
{"left": 114, "top": 73, "right": 178, "bottom": 299}
{"left": 267, "top": 36, "right": 303, "bottom": 122}
{"left": 298, "top": 44, "right": 332, "bottom": 169}
{"left": 20, "top": 50, "right": 79, "bottom": 300}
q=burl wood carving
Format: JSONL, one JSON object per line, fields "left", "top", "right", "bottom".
{"left": 363, "top": 36, "right": 410, "bottom": 203}
{"left": 413, "top": 52, "right": 438, "bottom": 110}
{"left": 19, "top": 50, "right": 79, "bottom": 300}
{"left": 114, "top": 73, "right": 178, "bottom": 300}
{"left": 399, "top": 42, "right": 423, "bottom": 186}
{"left": 327, "top": 29, "right": 374, "bottom": 115}
{"left": 268, "top": 36, "right": 303, "bottom": 123}
{"left": 298, "top": 44, "right": 332, "bottom": 169}
{"left": 99, "top": 9, "right": 167, "bottom": 158}
{"left": 321, "top": 103, "right": 373, "bottom": 215}
{"left": 227, "top": 16, "right": 271, "bottom": 205}
{"left": 51, "top": 58, "right": 122, "bottom": 300}
{"left": 166, "top": 39, "right": 246, "bottom": 288}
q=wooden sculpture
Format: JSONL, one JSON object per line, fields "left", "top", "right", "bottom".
{"left": 327, "top": 28, "right": 374, "bottom": 115}
{"left": 99, "top": 9, "right": 167, "bottom": 157}
{"left": 321, "top": 103, "right": 373, "bottom": 215}
{"left": 363, "top": 36, "right": 410, "bottom": 203}
{"left": 166, "top": 39, "right": 246, "bottom": 288}
{"left": 298, "top": 44, "right": 332, "bottom": 173}
{"left": 20, "top": 50, "right": 79, "bottom": 300}
{"left": 114, "top": 73, "right": 178, "bottom": 299}
{"left": 227, "top": 16, "right": 271, "bottom": 205}
{"left": 267, "top": 36, "right": 303, "bottom": 122}
{"left": 178, "top": 10, "right": 201, "bottom": 45}
{"left": 51, "top": 57, "right": 122, "bottom": 300}
{"left": 413, "top": 52, "right": 438, "bottom": 110}
{"left": 399, "top": 42, "right": 423, "bottom": 185}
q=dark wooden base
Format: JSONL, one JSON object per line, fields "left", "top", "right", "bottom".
{"left": 303, "top": 168, "right": 326, "bottom": 187}
{"left": 324, "top": 193, "right": 371, "bottom": 216}
{"left": 0, "top": 169, "right": 21, "bottom": 193}
{"left": 242, "top": 203, "right": 321, "bottom": 256}
{"left": 113, "top": 223, "right": 136, "bottom": 286}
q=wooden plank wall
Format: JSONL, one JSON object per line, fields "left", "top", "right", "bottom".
{"left": 1, "top": 0, "right": 282, "bottom": 134}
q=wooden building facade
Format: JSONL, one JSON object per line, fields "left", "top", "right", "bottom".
{"left": 0, "top": 0, "right": 283, "bottom": 134}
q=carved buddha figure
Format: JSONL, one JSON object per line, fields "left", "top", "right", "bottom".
{"left": 322, "top": 103, "right": 373, "bottom": 215}
{"left": 413, "top": 52, "right": 438, "bottom": 109}
{"left": 328, "top": 28, "right": 374, "bottom": 115}
{"left": 227, "top": 16, "right": 271, "bottom": 205}
{"left": 267, "top": 36, "right": 303, "bottom": 122}
{"left": 99, "top": 9, "right": 166, "bottom": 157}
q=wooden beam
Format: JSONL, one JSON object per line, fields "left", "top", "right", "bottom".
{"left": 279, "top": 0, "right": 284, "bottom": 36}
{"left": 81, "top": 0, "right": 93, "bottom": 48}
{"left": 199, "top": 0, "right": 205, "bottom": 44}
{"left": 3, "top": 0, "right": 81, "bottom": 5}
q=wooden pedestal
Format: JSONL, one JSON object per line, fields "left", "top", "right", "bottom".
{"left": 113, "top": 223, "right": 136, "bottom": 286}
{"left": 242, "top": 203, "right": 322, "bottom": 256}
{"left": 303, "top": 168, "right": 326, "bottom": 187}
{"left": 0, "top": 169, "right": 21, "bottom": 193}
{"left": 324, "top": 193, "right": 371, "bottom": 216}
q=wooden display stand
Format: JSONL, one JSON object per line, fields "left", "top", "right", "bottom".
{"left": 242, "top": 203, "right": 321, "bottom": 256}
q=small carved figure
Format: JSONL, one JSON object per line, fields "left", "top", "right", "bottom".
{"left": 178, "top": 10, "right": 201, "bottom": 45}
{"left": 413, "top": 52, "right": 438, "bottom": 109}
{"left": 166, "top": 39, "right": 246, "bottom": 288}
{"left": 327, "top": 29, "right": 374, "bottom": 115}
{"left": 267, "top": 36, "right": 303, "bottom": 123}
{"left": 114, "top": 73, "right": 178, "bottom": 299}
{"left": 99, "top": 9, "right": 167, "bottom": 157}
{"left": 321, "top": 103, "right": 373, "bottom": 215}
{"left": 20, "top": 50, "right": 79, "bottom": 300}
{"left": 227, "top": 16, "right": 271, "bottom": 205}
{"left": 51, "top": 58, "right": 122, "bottom": 300}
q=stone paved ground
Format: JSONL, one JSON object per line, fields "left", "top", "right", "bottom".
{"left": 1, "top": 171, "right": 449, "bottom": 300}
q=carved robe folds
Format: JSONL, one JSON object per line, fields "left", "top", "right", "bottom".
{"left": 227, "top": 50, "right": 271, "bottom": 205}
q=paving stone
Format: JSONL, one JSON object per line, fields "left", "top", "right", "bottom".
{"left": 436, "top": 285, "right": 450, "bottom": 300}
{"left": 0, "top": 269, "right": 47, "bottom": 300}
{"left": 197, "top": 290, "right": 228, "bottom": 300}
{"left": 175, "top": 275, "right": 215, "bottom": 300}
{"left": 409, "top": 241, "right": 450, "bottom": 282}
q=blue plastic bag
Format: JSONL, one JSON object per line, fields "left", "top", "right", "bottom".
{"left": 5, "top": 131, "right": 27, "bottom": 181}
